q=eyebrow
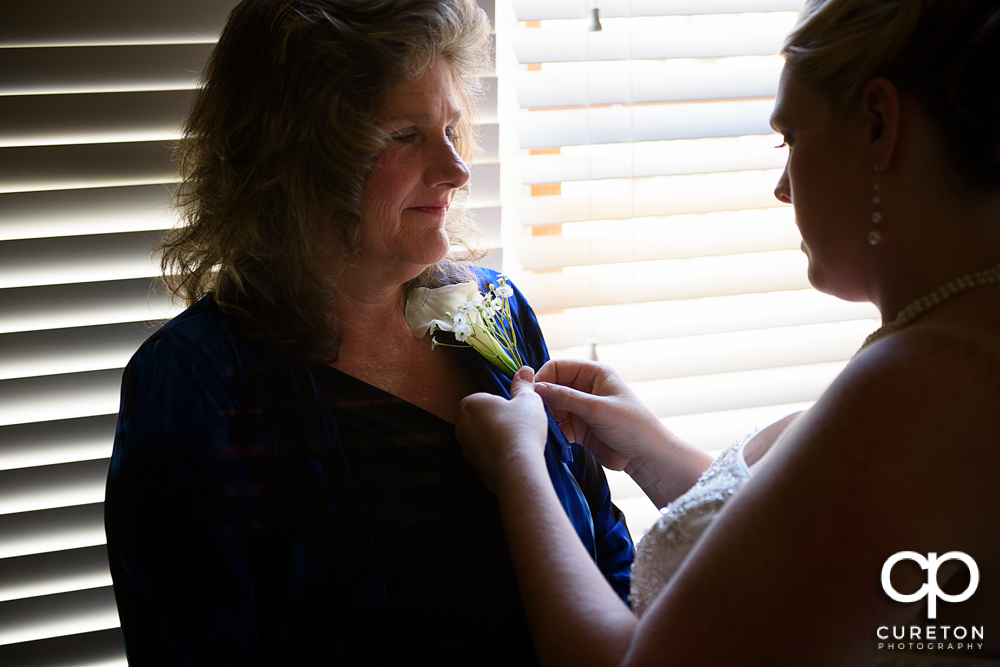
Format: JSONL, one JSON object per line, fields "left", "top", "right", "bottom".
{"left": 382, "top": 109, "right": 463, "bottom": 126}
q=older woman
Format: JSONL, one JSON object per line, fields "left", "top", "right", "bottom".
{"left": 104, "top": 1, "right": 634, "bottom": 664}
{"left": 456, "top": 0, "right": 1000, "bottom": 665}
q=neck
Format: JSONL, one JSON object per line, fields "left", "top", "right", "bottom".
{"left": 317, "top": 230, "right": 430, "bottom": 356}
{"left": 331, "top": 278, "right": 415, "bottom": 354}
{"left": 868, "top": 197, "right": 1000, "bottom": 322}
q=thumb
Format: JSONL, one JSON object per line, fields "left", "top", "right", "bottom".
{"left": 510, "top": 366, "right": 536, "bottom": 397}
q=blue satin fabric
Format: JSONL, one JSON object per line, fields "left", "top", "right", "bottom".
{"left": 105, "top": 268, "right": 634, "bottom": 665}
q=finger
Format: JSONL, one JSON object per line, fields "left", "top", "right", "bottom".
{"left": 536, "top": 358, "right": 588, "bottom": 385}
{"left": 536, "top": 358, "right": 607, "bottom": 395}
{"left": 509, "top": 366, "right": 535, "bottom": 398}
{"left": 534, "top": 381, "right": 600, "bottom": 421}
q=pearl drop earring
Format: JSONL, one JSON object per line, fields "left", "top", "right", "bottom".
{"left": 868, "top": 164, "right": 882, "bottom": 246}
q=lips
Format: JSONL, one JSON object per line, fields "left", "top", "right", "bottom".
{"left": 408, "top": 202, "right": 450, "bottom": 214}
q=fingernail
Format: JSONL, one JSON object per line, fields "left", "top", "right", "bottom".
{"left": 534, "top": 382, "right": 548, "bottom": 396}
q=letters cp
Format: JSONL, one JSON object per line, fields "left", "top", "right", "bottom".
{"left": 881, "top": 551, "right": 979, "bottom": 619}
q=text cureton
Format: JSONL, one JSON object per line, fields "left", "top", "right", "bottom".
{"left": 877, "top": 626, "right": 984, "bottom": 641}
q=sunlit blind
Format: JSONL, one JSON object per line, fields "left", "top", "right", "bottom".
{"left": 494, "top": 0, "right": 881, "bottom": 529}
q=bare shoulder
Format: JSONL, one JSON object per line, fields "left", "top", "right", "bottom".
{"left": 622, "top": 327, "right": 1000, "bottom": 665}
{"left": 745, "top": 322, "right": 1000, "bottom": 558}
{"left": 827, "top": 322, "right": 1000, "bottom": 462}
{"left": 779, "top": 322, "right": 1000, "bottom": 499}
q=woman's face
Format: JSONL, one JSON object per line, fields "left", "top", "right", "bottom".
{"left": 357, "top": 58, "right": 471, "bottom": 281}
{"left": 771, "top": 67, "right": 873, "bottom": 301}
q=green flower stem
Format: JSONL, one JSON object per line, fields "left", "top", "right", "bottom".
{"left": 468, "top": 325, "right": 520, "bottom": 376}
{"left": 434, "top": 336, "right": 519, "bottom": 377}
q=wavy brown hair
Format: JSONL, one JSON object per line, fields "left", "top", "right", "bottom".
{"left": 782, "top": 0, "right": 1000, "bottom": 199}
{"left": 161, "top": 0, "right": 490, "bottom": 361}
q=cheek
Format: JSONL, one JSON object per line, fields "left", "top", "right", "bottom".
{"left": 361, "top": 159, "right": 407, "bottom": 222}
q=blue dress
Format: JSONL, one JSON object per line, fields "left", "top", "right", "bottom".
{"left": 105, "top": 268, "right": 634, "bottom": 665}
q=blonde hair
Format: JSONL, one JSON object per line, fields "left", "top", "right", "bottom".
{"left": 161, "top": 0, "right": 490, "bottom": 360}
{"left": 782, "top": 0, "right": 1000, "bottom": 196}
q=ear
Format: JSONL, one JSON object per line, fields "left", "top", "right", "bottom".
{"left": 861, "top": 77, "right": 901, "bottom": 171}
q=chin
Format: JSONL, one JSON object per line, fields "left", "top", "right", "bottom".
{"left": 807, "top": 264, "right": 871, "bottom": 303}
{"left": 425, "top": 231, "right": 453, "bottom": 265}
{"left": 401, "top": 239, "right": 452, "bottom": 277}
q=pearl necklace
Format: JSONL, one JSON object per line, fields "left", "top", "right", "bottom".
{"left": 856, "top": 261, "right": 1000, "bottom": 356}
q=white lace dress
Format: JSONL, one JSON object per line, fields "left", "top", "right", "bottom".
{"left": 628, "top": 436, "right": 1000, "bottom": 667}
{"left": 629, "top": 435, "right": 752, "bottom": 617}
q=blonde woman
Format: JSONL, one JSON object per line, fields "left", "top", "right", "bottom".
{"left": 457, "top": 0, "right": 1000, "bottom": 664}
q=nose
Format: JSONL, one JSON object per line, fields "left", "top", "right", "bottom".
{"left": 774, "top": 161, "right": 791, "bottom": 205}
{"left": 425, "top": 133, "right": 471, "bottom": 190}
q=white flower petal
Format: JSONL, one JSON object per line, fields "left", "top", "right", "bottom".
{"left": 404, "top": 281, "right": 482, "bottom": 338}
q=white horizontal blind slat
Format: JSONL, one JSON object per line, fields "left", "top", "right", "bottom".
{"left": 0, "top": 0, "right": 232, "bottom": 47}
{"left": 511, "top": 13, "right": 798, "bottom": 63}
{"left": 0, "top": 546, "right": 112, "bottom": 604}
{"left": 0, "top": 44, "right": 213, "bottom": 96}
{"left": 0, "top": 461, "right": 111, "bottom": 517}
{"left": 0, "top": 279, "right": 177, "bottom": 335}
{"left": 513, "top": 56, "right": 782, "bottom": 109}
{"left": 0, "top": 628, "right": 127, "bottom": 667}
{"left": 0, "top": 232, "right": 162, "bottom": 290}
{"left": 0, "top": 504, "right": 107, "bottom": 561}
{"left": 0, "top": 142, "right": 179, "bottom": 194}
{"left": 512, "top": 98, "right": 776, "bottom": 149}
{"left": 0, "top": 185, "right": 177, "bottom": 241}
{"left": 537, "top": 290, "right": 879, "bottom": 350}
{"left": 0, "top": 416, "right": 118, "bottom": 472}
{"left": 511, "top": 0, "right": 804, "bottom": 21}
{"left": 0, "top": 90, "right": 194, "bottom": 148}
{"left": 515, "top": 135, "right": 787, "bottom": 185}
{"left": 0, "top": 324, "right": 155, "bottom": 382}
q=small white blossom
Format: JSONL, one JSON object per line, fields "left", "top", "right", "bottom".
{"left": 491, "top": 297, "right": 503, "bottom": 310}
{"left": 454, "top": 322, "right": 473, "bottom": 342}
{"left": 452, "top": 312, "right": 468, "bottom": 326}
{"left": 496, "top": 283, "right": 514, "bottom": 298}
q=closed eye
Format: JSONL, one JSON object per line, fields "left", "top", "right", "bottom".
{"left": 391, "top": 127, "right": 419, "bottom": 143}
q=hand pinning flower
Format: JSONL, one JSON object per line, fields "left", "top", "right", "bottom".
{"left": 405, "top": 276, "right": 527, "bottom": 377}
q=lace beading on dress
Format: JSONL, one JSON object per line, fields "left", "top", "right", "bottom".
{"left": 628, "top": 435, "right": 753, "bottom": 617}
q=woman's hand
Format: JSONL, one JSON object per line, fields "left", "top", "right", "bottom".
{"left": 456, "top": 367, "right": 549, "bottom": 492}
{"left": 535, "top": 359, "right": 713, "bottom": 508}
{"left": 533, "top": 359, "right": 663, "bottom": 471}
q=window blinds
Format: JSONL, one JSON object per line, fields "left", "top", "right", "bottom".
{"left": 0, "top": 1, "right": 498, "bottom": 664}
{"left": 0, "top": 0, "right": 228, "bottom": 658}
{"left": 494, "top": 0, "right": 881, "bottom": 529}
